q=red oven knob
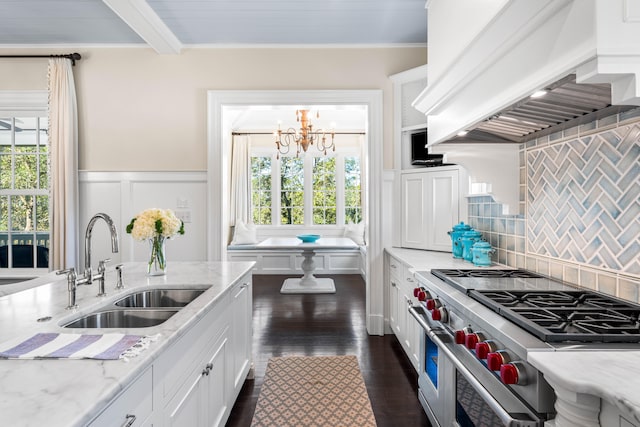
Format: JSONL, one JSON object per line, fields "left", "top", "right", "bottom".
{"left": 431, "top": 307, "right": 447, "bottom": 322}
{"left": 426, "top": 298, "right": 442, "bottom": 310}
{"left": 487, "top": 350, "right": 511, "bottom": 371}
{"left": 413, "top": 287, "right": 421, "bottom": 297}
{"left": 454, "top": 327, "right": 473, "bottom": 345}
{"left": 465, "top": 332, "right": 485, "bottom": 350}
{"left": 475, "top": 340, "right": 497, "bottom": 359}
{"left": 500, "top": 362, "right": 527, "bottom": 385}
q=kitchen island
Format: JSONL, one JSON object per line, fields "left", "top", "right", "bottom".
{"left": 0, "top": 261, "right": 254, "bottom": 427}
{"left": 386, "top": 247, "right": 640, "bottom": 427}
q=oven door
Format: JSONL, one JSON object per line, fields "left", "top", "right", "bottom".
{"left": 409, "top": 305, "right": 545, "bottom": 427}
{"left": 411, "top": 309, "right": 454, "bottom": 427}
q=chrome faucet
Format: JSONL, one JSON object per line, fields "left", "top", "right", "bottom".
{"left": 84, "top": 213, "right": 119, "bottom": 296}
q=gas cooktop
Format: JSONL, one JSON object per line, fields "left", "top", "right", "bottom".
{"left": 430, "top": 268, "right": 640, "bottom": 344}
{"left": 471, "top": 290, "right": 640, "bottom": 343}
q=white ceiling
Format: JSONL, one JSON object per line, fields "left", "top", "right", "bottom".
{"left": 0, "top": 0, "right": 427, "bottom": 52}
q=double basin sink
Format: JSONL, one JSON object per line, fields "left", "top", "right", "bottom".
{"left": 63, "top": 288, "right": 207, "bottom": 329}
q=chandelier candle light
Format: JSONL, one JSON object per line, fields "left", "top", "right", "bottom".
{"left": 274, "top": 109, "right": 336, "bottom": 158}
{"left": 126, "top": 208, "right": 185, "bottom": 276}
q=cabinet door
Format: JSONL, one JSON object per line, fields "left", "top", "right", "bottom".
{"left": 166, "top": 368, "right": 207, "bottom": 427}
{"left": 389, "top": 278, "right": 401, "bottom": 337}
{"left": 231, "top": 277, "right": 252, "bottom": 392}
{"left": 204, "top": 336, "right": 229, "bottom": 427}
{"left": 427, "top": 169, "right": 459, "bottom": 252}
{"left": 401, "top": 169, "right": 459, "bottom": 251}
{"left": 401, "top": 173, "right": 428, "bottom": 249}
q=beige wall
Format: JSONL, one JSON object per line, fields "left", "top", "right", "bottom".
{"left": 0, "top": 47, "right": 426, "bottom": 170}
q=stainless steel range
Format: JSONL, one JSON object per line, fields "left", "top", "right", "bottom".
{"left": 409, "top": 268, "right": 640, "bottom": 427}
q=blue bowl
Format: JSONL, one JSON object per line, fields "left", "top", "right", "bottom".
{"left": 297, "top": 234, "right": 321, "bottom": 243}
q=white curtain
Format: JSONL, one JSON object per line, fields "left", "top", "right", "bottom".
{"left": 48, "top": 58, "right": 79, "bottom": 270}
{"left": 229, "top": 134, "right": 251, "bottom": 225}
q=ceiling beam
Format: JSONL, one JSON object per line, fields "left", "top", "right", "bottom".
{"left": 102, "top": 0, "right": 182, "bottom": 54}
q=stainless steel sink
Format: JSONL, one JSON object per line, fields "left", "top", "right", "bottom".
{"left": 114, "top": 288, "right": 206, "bottom": 308}
{"left": 63, "top": 309, "right": 178, "bottom": 328}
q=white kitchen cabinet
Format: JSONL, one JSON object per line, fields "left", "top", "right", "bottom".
{"left": 388, "top": 255, "right": 402, "bottom": 337}
{"left": 157, "top": 275, "right": 253, "bottom": 427}
{"left": 401, "top": 166, "right": 460, "bottom": 251}
{"left": 165, "top": 331, "right": 229, "bottom": 427}
{"left": 230, "top": 278, "right": 252, "bottom": 391}
{"left": 88, "top": 366, "right": 153, "bottom": 427}
{"left": 386, "top": 254, "right": 421, "bottom": 373}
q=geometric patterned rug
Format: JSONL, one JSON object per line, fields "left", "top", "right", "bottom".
{"left": 250, "top": 355, "right": 377, "bottom": 427}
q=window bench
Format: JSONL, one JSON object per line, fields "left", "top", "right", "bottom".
{"left": 227, "top": 238, "right": 366, "bottom": 279}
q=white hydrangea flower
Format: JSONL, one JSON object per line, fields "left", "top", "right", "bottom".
{"left": 127, "top": 208, "right": 185, "bottom": 241}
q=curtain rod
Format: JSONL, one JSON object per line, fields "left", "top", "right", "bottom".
{"left": 232, "top": 131, "right": 365, "bottom": 136}
{"left": 0, "top": 53, "right": 81, "bottom": 66}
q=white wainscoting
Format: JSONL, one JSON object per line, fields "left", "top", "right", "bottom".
{"left": 227, "top": 249, "right": 363, "bottom": 276}
{"left": 79, "top": 171, "right": 208, "bottom": 271}
{"left": 79, "top": 171, "right": 367, "bottom": 278}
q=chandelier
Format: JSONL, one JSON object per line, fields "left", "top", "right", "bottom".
{"left": 274, "top": 109, "right": 335, "bottom": 159}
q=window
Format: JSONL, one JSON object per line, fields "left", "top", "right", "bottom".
{"left": 0, "top": 116, "right": 50, "bottom": 269}
{"left": 313, "top": 157, "right": 336, "bottom": 225}
{"left": 250, "top": 151, "right": 362, "bottom": 227}
{"left": 280, "top": 156, "right": 304, "bottom": 225}
{"left": 251, "top": 156, "right": 272, "bottom": 225}
{"left": 344, "top": 156, "right": 362, "bottom": 223}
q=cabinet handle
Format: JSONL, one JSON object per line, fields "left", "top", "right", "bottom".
{"left": 240, "top": 283, "right": 249, "bottom": 289}
{"left": 407, "top": 277, "right": 415, "bottom": 283}
{"left": 391, "top": 264, "right": 397, "bottom": 269}
{"left": 202, "top": 362, "right": 214, "bottom": 376}
{"left": 121, "top": 414, "right": 136, "bottom": 427}
{"left": 391, "top": 282, "right": 397, "bottom": 288}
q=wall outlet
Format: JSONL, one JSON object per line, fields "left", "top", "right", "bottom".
{"left": 176, "top": 197, "right": 189, "bottom": 208}
{"left": 175, "top": 210, "right": 191, "bottom": 223}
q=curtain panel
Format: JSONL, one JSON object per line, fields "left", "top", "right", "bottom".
{"left": 48, "top": 58, "right": 79, "bottom": 270}
{"left": 229, "top": 135, "right": 251, "bottom": 226}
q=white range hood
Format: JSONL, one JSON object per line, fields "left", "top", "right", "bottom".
{"left": 415, "top": 0, "right": 640, "bottom": 145}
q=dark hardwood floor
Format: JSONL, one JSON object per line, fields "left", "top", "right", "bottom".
{"left": 226, "top": 274, "right": 431, "bottom": 427}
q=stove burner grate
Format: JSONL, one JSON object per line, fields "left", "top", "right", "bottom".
{"left": 431, "top": 268, "right": 544, "bottom": 279}
{"left": 470, "top": 289, "right": 640, "bottom": 343}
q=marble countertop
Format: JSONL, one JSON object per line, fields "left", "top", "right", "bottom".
{"left": 0, "top": 261, "right": 254, "bottom": 427}
{"left": 386, "top": 247, "right": 640, "bottom": 423}
{"left": 528, "top": 351, "right": 640, "bottom": 423}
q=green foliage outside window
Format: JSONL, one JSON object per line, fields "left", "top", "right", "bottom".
{"left": 345, "top": 156, "right": 362, "bottom": 223}
{"left": 0, "top": 117, "right": 50, "bottom": 239}
{"left": 280, "top": 156, "right": 304, "bottom": 225}
{"left": 313, "top": 157, "right": 336, "bottom": 225}
{"left": 251, "top": 156, "right": 272, "bottom": 225}
{"left": 249, "top": 153, "right": 361, "bottom": 226}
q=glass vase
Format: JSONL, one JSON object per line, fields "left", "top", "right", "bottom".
{"left": 148, "top": 236, "right": 167, "bottom": 276}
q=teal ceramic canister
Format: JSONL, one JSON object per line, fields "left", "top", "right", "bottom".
{"left": 461, "top": 230, "right": 483, "bottom": 262}
{"left": 447, "top": 222, "right": 472, "bottom": 258}
{"left": 471, "top": 240, "right": 495, "bottom": 266}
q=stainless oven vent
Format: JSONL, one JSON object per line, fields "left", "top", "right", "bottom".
{"left": 448, "top": 74, "right": 636, "bottom": 144}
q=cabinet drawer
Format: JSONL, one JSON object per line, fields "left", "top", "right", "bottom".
{"left": 89, "top": 366, "right": 153, "bottom": 427}
{"left": 389, "top": 256, "right": 402, "bottom": 280}
{"left": 403, "top": 265, "right": 417, "bottom": 289}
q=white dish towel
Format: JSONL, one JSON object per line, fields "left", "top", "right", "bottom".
{"left": 0, "top": 333, "right": 157, "bottom": 361}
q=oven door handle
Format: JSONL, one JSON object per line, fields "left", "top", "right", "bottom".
{"left": 409, "top": 306, "right": 539, "bottom": 427}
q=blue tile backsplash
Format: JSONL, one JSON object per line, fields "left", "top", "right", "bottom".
{"left": 468, "top": 111, "right": 640, "bottom": 302}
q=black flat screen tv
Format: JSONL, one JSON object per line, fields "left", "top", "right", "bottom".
{"left": 410, "top": 130, "right": 429, "bottom": 165}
